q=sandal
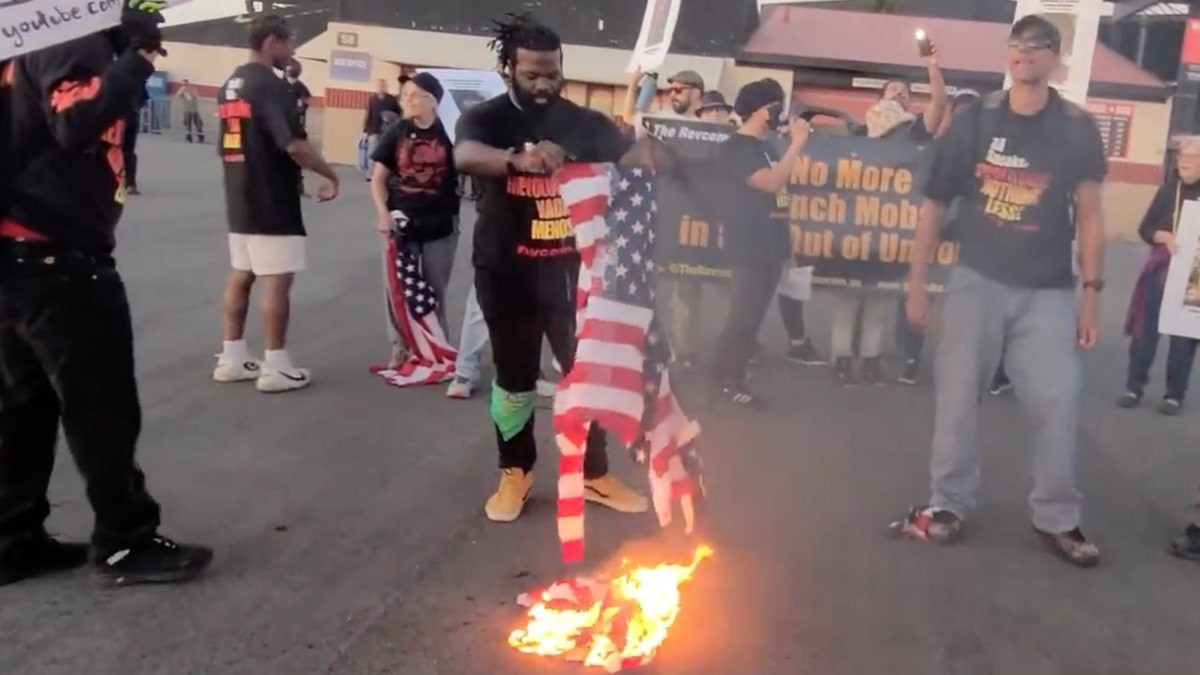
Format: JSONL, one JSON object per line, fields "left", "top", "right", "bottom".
{"left": 889, "top": 506, "right": 962, "bottom": 545}
{"left": 1034, "top": 527, "right": 1099, "bottom": 568}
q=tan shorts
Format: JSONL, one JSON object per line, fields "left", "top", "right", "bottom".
{"left": 228, "top": 234, "right": 307, "bottom": 276}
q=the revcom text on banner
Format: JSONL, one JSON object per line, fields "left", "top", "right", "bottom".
{"left": 2, "top": 0, "right": 194, "bottom": 61}
{"left": 648, "top": 116, "right": 959, "bottom": 292}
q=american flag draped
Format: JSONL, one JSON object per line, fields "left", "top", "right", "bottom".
{"left": 552, "top": 163, "right": 705, "bottom": 565}
{"left": 373, "top": 230, "right": 458, "bottom": 387}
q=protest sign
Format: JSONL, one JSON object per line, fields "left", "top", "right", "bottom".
{"left": 629, "top": 0, "right": 681, "bottom": 73}
{"left": 3, "top": 0, "right": 194, "bottom": 61}
{"left": 1006, "top": 0, "right": 1104, "bottom": 106}
{"left": 649, "top": 116, "right": 959, "bottom": 292}
{"left": 1159, "top": 200, "right": 1200, "bottom": 341}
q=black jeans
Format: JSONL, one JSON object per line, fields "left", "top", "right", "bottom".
{"left": 123, "top": 109, "right": 140, "bottom": 187}
{"left": 1126, "top": 266, "right": 1200, "bottom": 400}
{"left": 715, "top": 264, "right": 780, "bottom": 388}
{"left": 475, "top": 269, "right": 607, "bottom": 479}
{"left": 0, "top": 246, "right": 160, "bottom": 555}
{"left": 777, "top": 294, "right": 807, "bottom": 341}
{"left": 895, "top": 296, "right": 924, "bottom": 360}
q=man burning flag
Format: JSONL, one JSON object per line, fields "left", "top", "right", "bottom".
{"left": 507, "top": 162, "right": 708, "bottom": 671}
{"left": 372, "top": 213, "right": 458, "bottom": 387}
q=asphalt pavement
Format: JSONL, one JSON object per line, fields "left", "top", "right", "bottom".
{"left": 2, "top": 138, "right": 1199, "bottom": 675}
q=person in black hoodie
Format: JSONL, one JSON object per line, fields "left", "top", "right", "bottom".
{"left": 369, "top": 71, "right": 459, "bottom": 367}
{"left": 0, "top": 6, "right": 212, "bottom": 588}
{"left": 1117, "top": 136, "right": 1200, "bottom": 416}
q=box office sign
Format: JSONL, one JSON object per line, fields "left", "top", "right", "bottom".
{"left": 330, "top": 49, "right": 371, "bottom": 82}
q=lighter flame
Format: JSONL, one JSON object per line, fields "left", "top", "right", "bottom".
{"left": 508, "top": 545, "right": 714, "bottom": 670}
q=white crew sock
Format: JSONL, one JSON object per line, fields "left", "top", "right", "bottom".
{"left": 264, "top": 349, "right": 295, "bottom": 371}
{"left": 222, "top": 339, "right": 250, "bottom": 362}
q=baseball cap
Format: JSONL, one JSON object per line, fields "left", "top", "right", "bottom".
{"left": 733, "top": 79, "right": 785, "bottom": 119}
{"left": 1010, "top": 15, "right": 1061, "bottom": 53}
{"left": 667, "top": 70, "right": 705, "bottom": 90}
{"left": 696, "top": 90, "right": 732, "bottom": 113}
{"left": 952, "top": 88, "right": 980, "bottom": 107}
{"left": 398, "top": 72, "right": 444, "bottom": 103}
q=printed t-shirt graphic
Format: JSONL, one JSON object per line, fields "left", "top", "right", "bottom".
{"left": 976, "top": 136, "right": 1050, "bottom": 231}
{"left": 396, "top": 130, "right": 450, "bottom": 200}
{"left": 507, "top": 171, "right": 574, "bottom": 259}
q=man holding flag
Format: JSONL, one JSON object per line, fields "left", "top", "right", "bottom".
{"left": 454, "top": 13, "right": 649, "bottom": 524}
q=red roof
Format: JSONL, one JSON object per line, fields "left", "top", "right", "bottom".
{"left": 743, "top": 6, "right": 1164, "bottom": 90}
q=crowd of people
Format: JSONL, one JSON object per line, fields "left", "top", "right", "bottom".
{"left": 2, "top": 3, "right": 1200, "bottom": 596}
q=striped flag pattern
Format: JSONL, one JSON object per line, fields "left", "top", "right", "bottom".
{"left": 553, "top": 163, "right": 704, "bottom": 565}
{"left": 374, "top": 232, "right": 458, "bottom": 387}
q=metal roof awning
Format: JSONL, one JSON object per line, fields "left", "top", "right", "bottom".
{"left": 1107, "top": 1, "right": 1188, "bottom": 21}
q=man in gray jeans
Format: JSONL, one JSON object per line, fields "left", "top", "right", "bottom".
{"left": 895, "top": 16, "right": 1108, "bottom": 568}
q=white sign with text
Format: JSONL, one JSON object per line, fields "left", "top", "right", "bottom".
{"left": 1006, "top": 0, "right": 1104, "bottom": 106}
{"left": 2, "top": 0, "right": 194, "bottom": 61}
{"left": 628, "top": 0, "right": 682, "bottom": 73}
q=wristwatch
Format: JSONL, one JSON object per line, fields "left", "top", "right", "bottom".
{"left": 1082, "top": 279, "right": 1105, "bottom": 292}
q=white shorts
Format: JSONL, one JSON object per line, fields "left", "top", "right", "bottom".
{"left": 228, "top": 234, "right": 307, "bottom": 276}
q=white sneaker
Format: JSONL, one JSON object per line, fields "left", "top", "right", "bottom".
{"left": 446, "top": 376, "right": 474, "bottom": 399}
{"left": 256, "top": 366, "right": 312, "bottom": 393}
{"left": 213, "top": 358, "right": 262, "bottom": 383}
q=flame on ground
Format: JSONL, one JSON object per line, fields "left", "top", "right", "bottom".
{"left": 507, "top": 545, "right": 714, "bottom": 671}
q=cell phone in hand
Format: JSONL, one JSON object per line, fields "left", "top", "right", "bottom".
{"left": 915, "top": 29, "right": 933, "bottom": 57}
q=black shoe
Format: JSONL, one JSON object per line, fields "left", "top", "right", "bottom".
{"left": 94, "top": 535, "right": 213, "bottom": 588}
{"left": 720, "top": 386, "right": 767, "bottom": 409}
{"left": 0, "top": 533, "right": 89, "bottom": 587}
{"left": 1169, "top": 523, "right": 1200, "bottom": 561}
{"left": 988, "top": 376, "right": 1013, "bottom": 396}
{"left": 786, "top": 339, "right": 827, "bottom": 365}
{"left": 198, "top": 135, "right": 206, "bottom": 143}
{"left": 833, "top": 357, "right": 854, "bottom": 385}
{"left": 1116, "top": 391, "right": 1142, "bottom": 409}
{"left": 126, "top": 185, "right": 140, "bottom": 196}
{"left": 861, "top": 357, "right": 885, "bottom": 386}
{"left": 1158, "top": 398, "right": 1183, "bottom": 416}
{"left": 1034, "top": 526, "right": 1099, "bottom": 568}
{"left": 185, "top": 135, "right": 193, "bottom": 143}
{"left": 897, "top": 358, "right": 920, "bottom": 385}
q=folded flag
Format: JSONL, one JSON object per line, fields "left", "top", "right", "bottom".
{"left": 553, "top": 163, "right": 705, "bottom": 565}
{"left": 374, "top": 224, "right": 458, "bottom": 387}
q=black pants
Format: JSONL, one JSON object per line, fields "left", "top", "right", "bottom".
{"left": 1126, "top": 266, "right": 1200, "bottom": 400}
{"left": 123, "top": 110, "right": 140, "bottom": 188}
{"left": 715, "top": 264, "right": 780, "bottom": 388}
{"left": 183, "top": 111, "right": 204, "bottom": 142}
{"left": 777, "top": 294, "right": 807, "bottom": 341}
{"left": 0, "top": 247, "right": 160, "bottom": 554}
{"left": 475, "top": 269, "right": 607, "bottom": 479}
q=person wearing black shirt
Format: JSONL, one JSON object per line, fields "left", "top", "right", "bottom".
{"left": 369, "top": 71, "right": 459, "bottom": 366}
{"left": 895, "top": 16, "right": 1107, "bottom": 568}
{"left": 213, "top": 14, "right": 339, "bottom": 394}
{"left": 362, "top": 79, "right": 401, "bottom": 180}
{"left": 122, "top": 85, "right": 148, "bottom": 195}
{"left": 284, "top": 59, "right": 311, "bottom": 129}
{"left": 454, "top": 13, "right": 648, "bottom": 523}
{"left": 711, "top": 79, "right": 809, "bottom": 408}
{"left": 1118, "top": 136, "right": 1200, "bottom": 416}
{"left": 0, "top": 7, "right": 212, "bottom": 588}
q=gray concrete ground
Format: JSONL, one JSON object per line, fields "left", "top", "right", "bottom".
{"left": 2, "top": 137, "right": 1199, "bottom": 675}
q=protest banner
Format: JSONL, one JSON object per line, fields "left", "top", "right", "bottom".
{"left": 649, "top": 116, "right": 959, "bottom": 292}
{"left": 3, "top": 0, "right": 194, "bottom": 62}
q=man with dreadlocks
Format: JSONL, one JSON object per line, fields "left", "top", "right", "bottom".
{"left": 455, "top": 13, "right": 650, "bottom": 523}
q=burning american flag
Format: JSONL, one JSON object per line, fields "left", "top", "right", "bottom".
{"left": 552, "top": 163, "right": 705, "bottom": 566}
{"left": 508, "top": 163, "right": 709, "bottom": 671}
{"left": 373, "top": 228, "right": 458, "bottom": 387}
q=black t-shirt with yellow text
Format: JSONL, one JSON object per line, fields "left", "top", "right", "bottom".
{"left": 455, "top": 94, "right": 633, "bottom": 275}
{"left": 923, "top": 90, "right": 1106, "bottom": 289}
{"left": 219, "top": 62, "right": 307, "bottom": 237}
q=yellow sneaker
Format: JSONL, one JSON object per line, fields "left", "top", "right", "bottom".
{"left": 584, "top": 475, "right": 649, "bottom": 514}
{"left": 485, "top": 468, "right": 533, "bottom": 522}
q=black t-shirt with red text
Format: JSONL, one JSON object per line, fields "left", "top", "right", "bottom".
{"left": 923, "top": 90, "right": 1106, "bottom": 289}
{"left": 369, "top": 119, "right": 459, "bottom": 240}
{"left": 455, "top": 94, "right": 632, "bottom": 274}
{"left": 219, "top": 62, "right": 306, "bottom": 237}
